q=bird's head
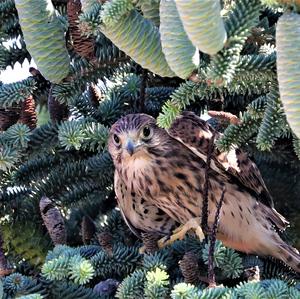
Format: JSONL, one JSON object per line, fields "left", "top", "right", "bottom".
{"left": 108, "top": 114, "right": 168, "bottom": 166}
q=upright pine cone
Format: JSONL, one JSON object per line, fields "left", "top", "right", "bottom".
{"left": 0, "top": 108, "right": 20, "bottom": 131}
{"left": 67, "top": 0, "right": 95, "bottom": 59}
{"left": 141, "top": 232, "right": 160, "bottom": 254}
{"left": 39, "top": 196, "right": 67, "bottom": 245}
{"left": 18, "top": 95, "right": 37, "bottom": 130}
{"left": 81, "top": 216, "right": 96, "bottom": 245}
{"left": 179, "top": 251, "right": 201, "bottom": 285}
{"left": 88, "top": 84, "right": 101, "bottom": 108}
{"left": 48, "top": 86, "right": 69, "bottom": 123}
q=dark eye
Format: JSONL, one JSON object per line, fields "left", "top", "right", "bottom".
{"left": 113, "top": 134, "right": 120, "bottom": 145}
{"left": 141, "top": 126, "right": 152, "bottom": 139}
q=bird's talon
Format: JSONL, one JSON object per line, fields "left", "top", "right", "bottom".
{"left": 139, "top": 245, "right": 146, "bottom": 254}
{"left": 157, "top": 236, "right": 170, "bottom": 249}
{"left": 156, "top": 218, "right": 204, "bottom": 249}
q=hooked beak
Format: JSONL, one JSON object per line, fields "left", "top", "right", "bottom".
{"left": 125, "top": 139, "right": 137, "bottom": 156}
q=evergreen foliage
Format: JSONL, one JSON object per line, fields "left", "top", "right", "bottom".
{"left": 0, "top": 0, "right": 300, "bottom": 298}
{"left": 1, "top": 237, "right": 299, "bottom": 298}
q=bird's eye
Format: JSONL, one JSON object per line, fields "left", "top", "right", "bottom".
{"left": 141, "top": 126, "right": 152, "bottom": 140}
{"left": 113, "top": 134, "right": 120, "bottom": 145}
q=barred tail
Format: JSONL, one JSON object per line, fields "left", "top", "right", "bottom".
{"left": 272, "top": 240, "right": 300, "bottom": 273}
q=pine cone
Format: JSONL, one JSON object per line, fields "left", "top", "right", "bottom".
{"left": 141, "top": 232, "right": 160, "bottom": 254}
{"left": 39, "top": 196, "right": 67, "bottom": 245}
{"left": 48, "top": 87, "right": 69, "bottom": 123}
{"left": 67, "top": 0, "right": 95, "bottom": 59}
{"left": 97, "top": 232, "right": 113, "bottom": 256}
{"left": 179, "top": 251, "right": 201, "bottom": 285}
{"left": 18, "top": 95, "right": 37, "bottom": 129}
{"left": 88, "top": 84, "right": 101, "bottom": 107}
{"left": 0, "top": 108, "right": 20, "bottom": 131}
{"left": 81, "top": 216, "right": 96, "bottom": 245}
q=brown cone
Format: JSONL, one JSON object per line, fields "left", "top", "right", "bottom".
{"left": 81, "top": 216, "right": 96, "bottom": 245}
{"left": 18, "top": 95, "right": 37, "bottom": 130}
{"left": 67, "top": 0, "right": 95, "bottom": 59}
{"left": 88, "top": 84, "right": 101, "bottom": 107}
{"left": 141, "top": 232, "right": 160, "bottom": 254}
{"left": 39, "top": 196, "right": 67, "bottom": 245}
{"left": 48, "top": 87, "right": 69, "bottom": 123}
{"left": 179, "top": 251, "right": 201, "bottom": 285}
{"left": 97, "top": 232, "right": 113, "bottom": 256}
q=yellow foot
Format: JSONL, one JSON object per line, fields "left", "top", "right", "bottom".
{"left": 139, "top": 245, "right": 146, "bottom": 254}
{"left": 157, "top": 217, "right": 204, "bottom": 249}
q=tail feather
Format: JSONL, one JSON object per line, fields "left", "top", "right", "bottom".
{"left": 274, "top": 242, "right": 300, "bottom": 273}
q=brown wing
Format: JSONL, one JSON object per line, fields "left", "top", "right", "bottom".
{"left": 167, "top": 111, "right": 274, "bottom": 208}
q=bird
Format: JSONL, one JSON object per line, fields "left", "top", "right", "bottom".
{"left": 108, "top": 112, "right": 300, "bottom": 272}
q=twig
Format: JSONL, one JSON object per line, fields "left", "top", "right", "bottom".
{"left": 208, "top": 186, "right": 225, "bottom": 287}
{"left": 201, "top": 132, "right": 216, "bottom": 238}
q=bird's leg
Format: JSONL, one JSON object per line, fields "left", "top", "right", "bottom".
{"left": 157, "top": 217, "right": 204, "bottom": 248}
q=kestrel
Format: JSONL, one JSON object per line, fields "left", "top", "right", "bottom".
{"left": 108, "top": 112, "right": 300, "bottom": 272}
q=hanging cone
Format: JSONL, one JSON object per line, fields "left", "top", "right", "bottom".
{"left": 88, "top": 84, "right": 101, "bottom": 108}
{"left": 0, "top": 108, "right": 20, "bottom": 131}
{"left": 141, "top": 232, "right": 160, "bottom": 254}
{"left": 18, "top": 95, "right": 37, "bottom": 130}
{"left": 67, "top": 0, "right": 95, "bottom": 59}
{"left": 48, "top": 86, "right": 69, "bottom": 123}
{"left": 81, "top": 216, "right": 96, "bottom": 245}
{"left": 39, "top": 196, "right": 67, "bottom": 245}
{"left": 97, "top": 232, "right": 113, "bottom": 256}
{"left": 179, "top": 251, "right": 201, "bottom": 285}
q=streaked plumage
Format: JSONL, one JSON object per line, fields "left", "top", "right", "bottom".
{"left": 168, "top": 111, "right": 274, "bottom": 208}
{"left": 108, "top": 112, "right": 300, "bottom": 272}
